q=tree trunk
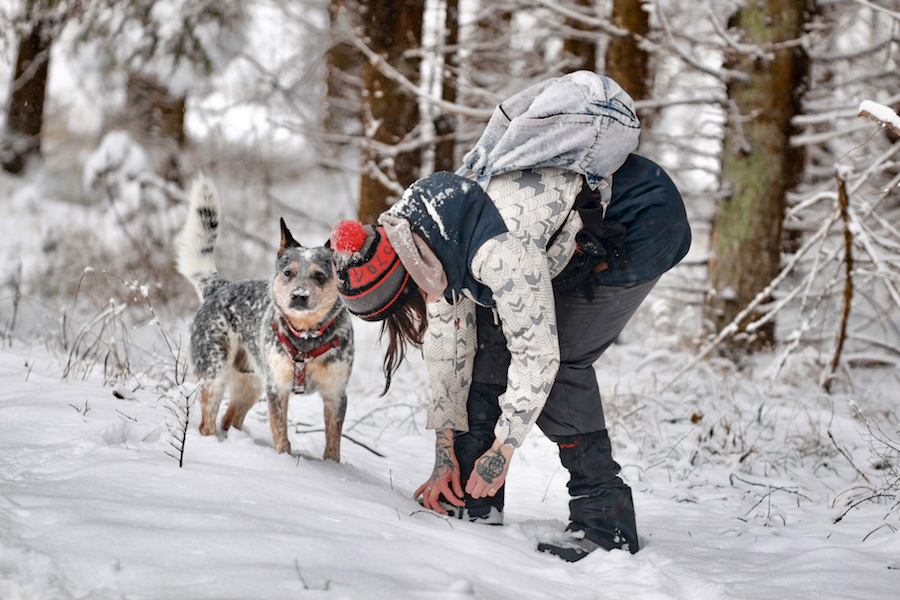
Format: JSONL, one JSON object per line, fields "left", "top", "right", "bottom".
{"left": 123, "top": 72, "right": 187, "bottom": 184}
{"left": 125, "top": 73, "right": 186, "bottom": 147}
{"left": 2, "top": 16, "right": 52, "bottom": 174}
{"left": 707, "top": 0, "right": 810, "bottom": 347}
{"left": 357, "top": 0, "right": 425, "bottom": 225}
{"left": 434, "top": 0, "right": 459, "bottom": 173}
{"left": 562, "top": 0, "right": 596, "bottom": 73}
{"left": 326, "top": 0, "right": 363, "bottom": 136}
{"left": 606, "top": 0, "right": 650, "bottom": 102}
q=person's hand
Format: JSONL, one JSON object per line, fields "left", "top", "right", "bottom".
{"left": 413, "top": 429, "right": 465, "bottom": 513}
{"left": 465, "top": 442, "right": 514, "bottom": 499}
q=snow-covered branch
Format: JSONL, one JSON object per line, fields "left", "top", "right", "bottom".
{"left": 858, "top": 100, "right": 900, "bottom": 137}
{"left": 340, "top": 25, "right": 493, "bottom": 119}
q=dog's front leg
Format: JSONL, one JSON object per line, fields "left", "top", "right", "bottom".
{"left": 267, "top": 390, "right": 292, "bottom": 454}
{"left": 322, "top": 391, "right": 348, "bottom": 462}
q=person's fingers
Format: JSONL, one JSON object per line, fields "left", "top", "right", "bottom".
{"left": 450, "top": 467, "right": 464, "bottom": 499}
{"left": 465, "top": 472, "right": 487, "bottom": 498}
{"left": 465, "top": 470, "right": 505, "bottom": 499}
{"left": 421, "top": 486, "right": 442, "bottom": 512}
{"left": 413, "top": 481, "right": 429, "bottom": 499}
{"left": 438, "top": 480, "right": 465, "bottom": 507}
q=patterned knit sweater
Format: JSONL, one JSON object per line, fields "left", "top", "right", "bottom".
{"left": 382, "top": 167, "right": 584, "bottom": 448}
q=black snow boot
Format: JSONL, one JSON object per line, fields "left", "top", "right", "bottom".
{"left": 449, "top": 382, "right": 506, "bottom": 524}
{"left": 539, "top": 430, "right": 639, "bottom": 561}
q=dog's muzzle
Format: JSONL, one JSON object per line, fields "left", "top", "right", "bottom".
{"left": 290, "top": 289, "right": 311, "bottom": 309}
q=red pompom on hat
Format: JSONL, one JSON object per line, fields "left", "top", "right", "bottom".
{"left": 329, "top": 222, "right": 418, "bottom": 321}
{"left": 330, "top": 220, "right": 369, "bottom": 254}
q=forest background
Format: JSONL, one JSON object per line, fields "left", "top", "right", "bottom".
{"left": 0, "top": 0, "right": 899, "bottom": 598}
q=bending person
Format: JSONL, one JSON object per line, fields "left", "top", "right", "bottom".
{"left": 328, "top": 72, "right": 691, "bottom": 561}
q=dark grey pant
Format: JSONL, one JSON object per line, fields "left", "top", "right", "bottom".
{"left": 536, "top": 276, "right": 660, "bottom": 438}
{"left": 470, "top": 275, "right": 659, "bottom": 435}
{"left": 457, "top": 275, "right": 659, "bottom": 549}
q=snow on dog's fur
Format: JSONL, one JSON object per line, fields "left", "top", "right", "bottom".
{"left": 177, "top": 176, "right": 353, "bottom": 461}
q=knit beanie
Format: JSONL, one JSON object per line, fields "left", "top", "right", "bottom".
{"left": 330, "top": 220, "right": 418, "bottom": 321}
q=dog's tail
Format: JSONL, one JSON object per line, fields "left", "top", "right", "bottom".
{"left": 177, "top": 175, "right": 225, "bottom": 301}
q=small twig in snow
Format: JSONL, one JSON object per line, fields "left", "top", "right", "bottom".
{"left": 292, "top": 427, "right": 386, "bottom": 458}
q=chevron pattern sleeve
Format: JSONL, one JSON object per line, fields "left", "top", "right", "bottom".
{"left": 471, "top": 233, "right": 560, "bottom": 448}
{"left": 485, "top": 168, "right": 583, "bottom": 279}
{"left": 423, "top": 295, "right": 477, "bottom": 432}
{"left": 545, "top": 209, "right": 582, "bottom": 278}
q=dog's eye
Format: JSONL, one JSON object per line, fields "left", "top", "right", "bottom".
{"left": 312, "top": 271, "right": 328, "bottom": 285}
{"left": 282, "top": 268, "right": 294, "bottom": 279}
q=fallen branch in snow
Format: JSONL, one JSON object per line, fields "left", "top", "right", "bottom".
{"left": 729, "top": 474, "right": 813, "bottom": 502}
{"left": 292, "top": 426, "right": 387, "bottom": 458}
{"left": 294, "top": 559, "right": 330, "bottom": 591}
{"left": 862, "top": 522, "right": 897, "bottom": 542}
{"left": 730, "top": 474, "right": 811, "bottom": 526}
{"left": 834, "top": 493, "right": 898, "bottom": 524}
{"left": 409, "top": 509, "right": 455, "bottom": 526}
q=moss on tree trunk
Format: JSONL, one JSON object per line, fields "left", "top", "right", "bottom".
{"left": 707, "top": 0, "right": 810, "bottom": 347}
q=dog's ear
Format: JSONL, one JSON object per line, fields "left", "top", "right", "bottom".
{"left": 279, "top": 218, "right": 302, "bottom": 254}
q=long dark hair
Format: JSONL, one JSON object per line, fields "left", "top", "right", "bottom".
{"left": 380, "top": 288, "right": 428, "bottom": 396}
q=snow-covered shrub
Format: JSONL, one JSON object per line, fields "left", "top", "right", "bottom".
{"left": 37, "top": 130, "right": 191, "bottom": 311}
{"left": 83, "top": 130, "right": 152, "bottom": 214}
{"left": 833, "top": 400, "right": 900, "bottom": 524}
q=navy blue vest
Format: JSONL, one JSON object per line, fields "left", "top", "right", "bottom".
{"left": 387, "top": 172, "right": 508, "bottom": 306}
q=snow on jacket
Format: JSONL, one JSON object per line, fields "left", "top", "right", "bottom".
{"left": 380, "top": 168, "right": 583, "bottom": 448}
{"left": 457, "top": 71, "right": 641, "bottom": 191}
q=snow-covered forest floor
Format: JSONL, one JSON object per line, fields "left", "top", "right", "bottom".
{"left": 2, "top": 2, "right": 899, "bottom": 593}
{"left": 1, "top": 150, "right": 898, "bottom": 599}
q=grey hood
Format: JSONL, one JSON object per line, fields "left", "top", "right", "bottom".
{"left": 457, "top": 71, "right": 641, "bottom": 191}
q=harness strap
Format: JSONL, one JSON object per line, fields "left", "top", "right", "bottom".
{"left": 271, "top": 318, "right": 341, "bottom": 394}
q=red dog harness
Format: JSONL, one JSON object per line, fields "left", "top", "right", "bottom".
{"left": 272, "top": 317, "right": 340, "bottom": 395}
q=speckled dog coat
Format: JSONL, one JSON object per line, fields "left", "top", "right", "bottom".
{"left": 176, "top": 176, "right": 353, "bottom": 461}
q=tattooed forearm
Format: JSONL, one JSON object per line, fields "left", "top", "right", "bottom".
{"left": 430, "top": 430, "right": 457, "bottom": 481}
{"left": 475, "top": 448, "right": 506, "bottom": 483}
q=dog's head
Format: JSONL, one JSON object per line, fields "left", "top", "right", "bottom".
{"left": 273, "top": 218, "right": 341, "bottom": 330}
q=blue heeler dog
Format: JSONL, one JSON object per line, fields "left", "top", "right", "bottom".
{"left": 176, "top": 176, "right": 354, "bottom": 461}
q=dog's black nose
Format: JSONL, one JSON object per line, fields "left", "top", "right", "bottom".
{"left": 291, "top": 290, "right": 310, "bottom": 309}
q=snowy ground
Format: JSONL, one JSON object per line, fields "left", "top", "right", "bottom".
{"left": 2, "top": 1, "right": 899, "bottom": 597}
{"left": 1, "top": 281, "right": 898, "bottom": 599}
{"left": 0, "top": 131, "right": 898, "bottom": 598}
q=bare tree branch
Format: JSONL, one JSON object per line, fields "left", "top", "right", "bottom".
{"left": 824, "top": 173, "right": 854, "bottom": 393}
